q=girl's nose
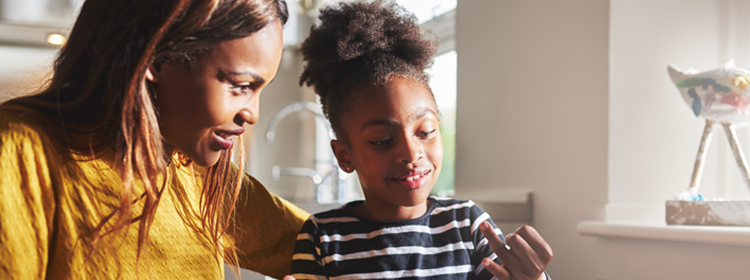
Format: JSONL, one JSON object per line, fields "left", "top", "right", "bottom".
{"left": 397, "top": 137, "right": 424, "bottom": 164}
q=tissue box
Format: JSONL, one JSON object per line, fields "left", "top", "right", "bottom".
{"left": 666, "top": 200, "right": 750, "bottom": 226}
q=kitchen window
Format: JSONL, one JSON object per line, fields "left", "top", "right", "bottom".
{"left": 398, "top": 0, "right": 457, "bottom": 196}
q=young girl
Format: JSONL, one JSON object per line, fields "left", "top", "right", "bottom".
{"left": 290, "top": 1, "right": 552, "bottom": 280}
{"left": 0, "top": 0, "right": 308, "bottom": 279}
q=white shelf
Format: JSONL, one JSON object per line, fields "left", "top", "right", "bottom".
{"left": 578, "top": 220, "right": 750, "bottom": 247}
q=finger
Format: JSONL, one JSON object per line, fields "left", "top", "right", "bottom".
{"left": 505, "top": 232, "right": 543, "bottom": 278}
{"left": 479, "top": 221, "right": 522, "bottom": 270}
{"left": 282, "top": 275, "right": 297, "bottom": 280}
{"left": 514, "top": 225, "right": 553, "bottom": 265}
{"left": 481, "top": 257, "right": 511, "bottom": 279}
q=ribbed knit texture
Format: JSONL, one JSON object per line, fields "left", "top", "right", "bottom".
{"left": 0, "top": 110, "right": 309, "bottom": 279}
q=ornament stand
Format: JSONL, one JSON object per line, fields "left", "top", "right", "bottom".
{"left": 666, "top": 119, "right": 750, "bottom": 226}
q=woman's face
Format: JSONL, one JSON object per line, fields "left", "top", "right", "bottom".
{"left": 332, "top": 76, "right": 443, "bottom": 221}
{"left": 150, "top": 20, "right": 283, "bottom": 166}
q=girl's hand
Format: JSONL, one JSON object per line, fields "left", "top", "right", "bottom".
{"left": 282, "top": 276, "right": 296, "bottom": 280}
{"left": 479, "top": 222, "right": 553, "bottom": 280}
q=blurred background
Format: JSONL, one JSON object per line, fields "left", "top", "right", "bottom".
{"left": 4, "top": 0, "right": 750, "bottom": 279}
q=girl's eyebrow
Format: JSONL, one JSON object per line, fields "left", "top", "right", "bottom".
{"left": 360, "top": 108, "right": 437, "bottom": 131}
{"left": 412, "top": 109, "right": 436, "bottom": 122}
{"left": 361, "top": 119, "right": 398, "bottom": 131}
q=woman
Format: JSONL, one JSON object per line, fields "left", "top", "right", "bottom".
{"left": 0, "top": 0, "right": 308, "bottom": 279}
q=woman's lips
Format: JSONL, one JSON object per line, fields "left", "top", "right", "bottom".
{"left": 392, "top": 169, "right": 431, "bottom": 189}
{"left": 214, "top": 134, "right": 234, "bottom": 149}
{"left": 214, "top": 128, "right": 245, "bottom": 150}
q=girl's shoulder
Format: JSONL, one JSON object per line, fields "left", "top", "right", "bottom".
{"left": 431, "top": 196, "right": 476, "bottom": 209}
{"left": 430, "top": 197, "right": 489, "bottom": 221}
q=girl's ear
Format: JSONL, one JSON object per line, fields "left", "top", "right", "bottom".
{"left": 331, "top": 139, "right": 354, "bottom": 173}
{"left": 145, "top": 64, "right": 160, "bottom": 83}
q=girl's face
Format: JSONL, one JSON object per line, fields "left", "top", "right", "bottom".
{"left": 332, "top": 76, "right": 443, "bottom": 221}
{"left": 150, "top": 21, "right": 283, "bottom": 167}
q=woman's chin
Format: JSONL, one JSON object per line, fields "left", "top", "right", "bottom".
{"left": 194, "top": 154, "right": 221, "bottom": 167}
{"left": 179, "top": 149, "right": 221, "bottom": 167}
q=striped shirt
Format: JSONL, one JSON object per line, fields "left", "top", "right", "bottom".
{"left": 290, "top": 197, "right": 504, "bottom": 280}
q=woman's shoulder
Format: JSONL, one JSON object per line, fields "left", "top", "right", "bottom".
{"left": 0, "top": 110, "right": 48, "bottom": 147}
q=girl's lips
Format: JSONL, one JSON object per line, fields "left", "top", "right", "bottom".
{"left": 392, "top": 169, "right": 431, "bottom": 189}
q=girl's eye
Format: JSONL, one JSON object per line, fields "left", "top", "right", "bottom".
{"left": 418, "top": 129, "right": 437, "bottom": 139}
{"left": 370, "top": 138, "right": 393, "bottom": 146}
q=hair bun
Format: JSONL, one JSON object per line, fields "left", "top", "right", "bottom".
{"left": 299, "top": 0, "right": 437, "bottom": 139}
{"left": 300, "top": 0, "right": 436, "bottom": 94}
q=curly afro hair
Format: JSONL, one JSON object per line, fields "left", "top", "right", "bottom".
{"left": 299, "top": 0, "right": 438, "bottom": 141}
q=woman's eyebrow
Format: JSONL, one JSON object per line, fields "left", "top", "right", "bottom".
{"left": 222, "top": 70, "right": 265, "bottom": 84}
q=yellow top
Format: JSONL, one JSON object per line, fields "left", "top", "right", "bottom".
{"left": 0, "top": 111, "right": 309, "bottom": 279}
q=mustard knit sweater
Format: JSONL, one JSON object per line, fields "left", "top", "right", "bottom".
{"left": 0, "top": 111, "right": 309, "bottom": 279}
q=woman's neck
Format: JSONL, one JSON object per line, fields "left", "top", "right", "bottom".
{"left": 163, "top": 142, "right": 176, "bottom": 157}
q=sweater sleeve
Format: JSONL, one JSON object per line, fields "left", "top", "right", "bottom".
{"left": 227, "top": 173, "right": 310, "bottom": 279}
{"left": 290, "top": 218, "right": 327, "bottom": 279}
{"left": 469, "top": 201, "right": 505, "bottom": 280}
{"left": 0, "top": 112, "right": 57, "bottom": 279}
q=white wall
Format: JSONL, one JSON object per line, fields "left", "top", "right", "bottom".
{"left": 598, "top": 1, "right": 750, "bottom": 278}
{"left": 455, "top": 1, "right": 609, "bottom": 279}
{"left": 611, "top": 0, "right": 750, "bottom": 220}
{"left": 0, "top": 45, "right": 56, "bottom": 101}
{"left": 608, "top": 0, "right": 728, "bottom": 220}
{"left": 458, "top": 0, "right": 750, "bottom": 279}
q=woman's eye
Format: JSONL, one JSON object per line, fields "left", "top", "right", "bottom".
{"left": 232, "top": 82, "right": 258, "bottom": 93}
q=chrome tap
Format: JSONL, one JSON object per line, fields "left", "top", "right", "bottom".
{"left": 265, "top": 102, "right": 348, "bottom": 203}
{"left": 265, "top": 101, "right": 331, "bottom": 145}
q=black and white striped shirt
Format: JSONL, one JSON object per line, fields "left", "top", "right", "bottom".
{"left": 290, "top": 197, "right": 504, "bottom": 280}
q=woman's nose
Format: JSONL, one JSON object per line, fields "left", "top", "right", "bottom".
{"left": 236, "top": 96, "right": 260, "bottom": 125}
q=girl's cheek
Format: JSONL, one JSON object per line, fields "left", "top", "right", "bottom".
{"left": 430, "top": 139, "right": 443, "bottom": 156}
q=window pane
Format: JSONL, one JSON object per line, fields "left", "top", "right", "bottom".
{"left": 427, "top": 50, "right": 457, "bottom": 196}
{"left": 395, "top": 0, "right": 456, "bottom": 23}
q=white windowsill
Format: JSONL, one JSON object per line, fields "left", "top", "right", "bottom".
{"left": 577, "top": 220, "right": 750, "bottom": 247}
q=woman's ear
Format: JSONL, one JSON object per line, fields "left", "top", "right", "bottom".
{"left": 331, "top": 139, "right": 354, "bottom": 173}
{"left": 145, "top": 64, "right": 160, "bottom": 83}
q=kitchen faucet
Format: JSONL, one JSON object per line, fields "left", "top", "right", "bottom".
{"left": 265, "top": 101, "right": 348, "bottom": 204}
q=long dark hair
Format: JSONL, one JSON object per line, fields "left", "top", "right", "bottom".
{"left": 0, "top": 0, "right": 288, "bottom": 273}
